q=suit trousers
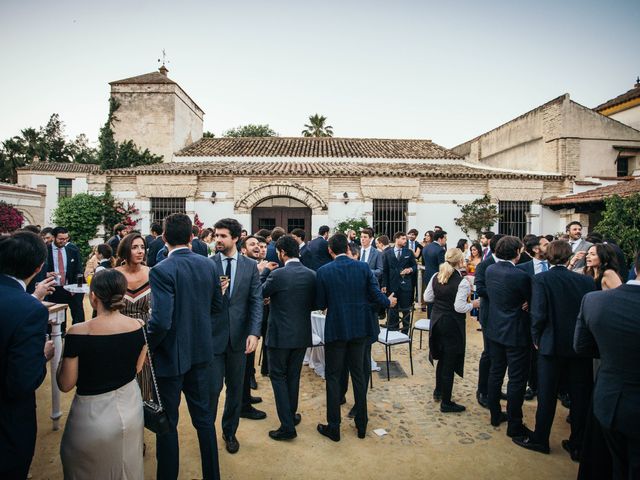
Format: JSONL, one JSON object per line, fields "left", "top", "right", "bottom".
{"left": 601, "top": 424, "right": 640, "bottom": 480}
{"left": 487, "top": 340, "right": 530, "bottom": 430}
{"left": 156, "top": 362, "right": 219, "bottom": 480}
{"left": 325, "top": 337, "right": 368, "bottom": 432}
{"left": 477, "top": 330, "right": 491, "bottom": 395}
{"left": 528, "top": 345, "right": 538, "bottom": 392}
{"left": 48, "top": 287, "right": 85, "bottom": 326}
{"left": 341, "top": 343, "right": 372, "bottom": 400}
{"left": 268, "top": 347, "right": 306, "bottom": 433}
{"left": 241, "top": 351, "right": 255, "bottom": 412}
{"left": 532, "top": 355, "right": 593, "bottom": 449}
{"left": 387, "top": 307, "right": 411, "bottom": 334}
{"left": 1, "top": 463, "right": 31, "bottom": 480}
{"left": 212, "top": 345, "right": 247, "bottom": 438}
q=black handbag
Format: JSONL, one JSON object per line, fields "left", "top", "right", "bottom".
{"left": 141, "top": 326, "right": 171, "bottom": 435}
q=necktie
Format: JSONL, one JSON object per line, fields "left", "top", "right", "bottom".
{"left": 482, "top": 247, "right": 488, "bottom": 260}
{"left": 361, "top": 249, "right": 368, "bottom": 264}
{"left": 541, "top": 261, "right": 549, "bottom": 272}
{"left": 396, "top": 249, "right": 401, "bottom": 260}
{"left": 57, "top": 248, "right": 65, "bottom": 286}
{"left": 224, "top": 258, "right": 232, "bottom": 296}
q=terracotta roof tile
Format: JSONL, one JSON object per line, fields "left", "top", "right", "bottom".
{"left": 595, "top": 83, "right": 640, "bottom": 112}
{"left": 176, "top": 137, "right": 461, "bottom": 160}
{"left": 17, "top": 162, "right": 102, "bottom": 174}
{"left": 542, "top": 178, "right": 640, "bottom": 207}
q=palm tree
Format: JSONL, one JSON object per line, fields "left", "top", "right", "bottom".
{"left": 301, "top": 114, "right": 333, "bottom": 137}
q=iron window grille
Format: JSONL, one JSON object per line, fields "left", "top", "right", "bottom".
{"left": 58, "top": 179, "right": 72, "bottom": 199}
{"left": 373, "top": 199, "right": 408, "bottom": 238}
{"left": 498, "top": 201, "right": 531, "bottom": 239}
{"left": 150, "top": 197, "right": 186, "bottom": 225}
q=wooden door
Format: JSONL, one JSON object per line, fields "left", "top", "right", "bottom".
{"left": 252, "top": 206, "right": 311, "bottom": 238}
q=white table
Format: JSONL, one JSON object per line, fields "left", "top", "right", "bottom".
{"left": 63, "top": 284, "right": 90, "bottom": 294}
{"left": 44, "top": 302, "right": 68, "bottom": 431}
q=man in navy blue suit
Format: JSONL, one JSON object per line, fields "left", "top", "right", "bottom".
{"left": 0, "top": 231, "right": 55, "bottom": 480}
{"left": 513, "top": 240, "right": 595, "bottom": 460}
{"left": 190, "top": 225, "right": 210, "bottom": 257}
{"left": 485, "top": 236, "right": 532, "bottom": 438}
{"left": 422, "top": 230, "right": 447, "bottom": 318}
{"left": 266, "top": 227, "right": 285, "bottom": 267}
{"left": 305, "top": 225, "right": 332, "bottom": 271}
{"left": 316, "top": 233, "right": 396, "bottom": 442}
{"left": 147, "top": 214, "right": 224, "bottom": 480}
{"left": 381, "top": 231, "right": 417, "bottom": 333}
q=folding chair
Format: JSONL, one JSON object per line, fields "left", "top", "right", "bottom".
{"left": 412, "top": 318, "right": 431, "bottom": 349}
{"left": 377, "top": 308, "right": 414, "bottom": 381}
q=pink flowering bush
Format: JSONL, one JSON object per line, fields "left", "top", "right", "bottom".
{"left": 0, "top": 201, "right": 24, "bottom": 233}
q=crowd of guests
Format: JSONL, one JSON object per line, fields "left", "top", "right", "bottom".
{"left": 0, "top": 218, "right": 638, "bottom": 480}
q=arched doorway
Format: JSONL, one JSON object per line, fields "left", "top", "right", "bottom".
{"left": 251, "top": 197, "right": 311, "bottom": 237}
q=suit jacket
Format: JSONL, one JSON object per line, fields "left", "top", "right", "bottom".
{"left": 299, "top": 243, "right": 311, "bottom": 268}
{"left": 530, "top": 266, "right": 595, "bottom": 357}
{"left": 266, "top": 242, "right": 284, "bottom": 267}
{"left": 474, "top": 255, "right": 495, "bottom": 328}
{"left": 423, "top": 242, "right": 445, "bottom": 283}
{"left": 381, "top": 246, "right": 417, "bottom": 294}
{"left": 146, "top": 236, "right": 165, "bottom": 268}
{"left": 190, "top": 237, "right": 209, "bottom": 257}
{"left": 0, "top": 275, "right": 48, "bottom": 471}
{"left": 516, "top": 259, "right": 535, "bottom": 276}
{"left": 316, "top": 255, "right": 390, "bottom": 343}
{"left": 485, "top": 261, "right": 532, "bottom": 347}
{"left": 569, "top": 239, "right": 592, "bottom": 271}
{"left": 305, "top": 236, "right": 332, "bottom": 272}
{"left": 361, "top": 246, "right": 383, "bottom": 283}
{"left": 46, "top": 242, "right": 83, "bottom": 284}
{"left": 211, "top": 253, "right": 263, "bottom": 353}
{"left": 574, "top": 284, "right": 640, "bottom": 438}
{"left": 262, "top": 261, "right": 316, "bottom": 349}
{"left": 107, "top": 235, "right": 121, "bottom": 254}
{"left": 147, "top": 248, "right": 223, "bottom": 377}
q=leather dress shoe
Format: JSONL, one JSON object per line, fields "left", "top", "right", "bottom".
{"left": 476, "top": 391, "right": 489, "bottom": 409}
{"left": 347, "top": 406, "right": 356, "bottom": 419}
{"left": 357, "top": 429, "right": 366, "bottom": 439}
{"left": 250, "top": 395, "right": 262, "bottom": 404}
{"left": 294, "top": 413, "right": 302, "bottom": 426}
{"left": 240, "top": 407, "right": 267, "bottom": 420}
{"left": 269, "top": 428, "right": 297, "bottom": 441}
{"left": 250, "top": 375, "right": 258, "bottom": 390}
{"left": 524, "top": 387, "right": 537, "bottom": 401}
{"left": 512, "top": 436, "right": 550, "bottom": 454}
{"left": 440, "top": 401, "right": 466, "bottom": 413}
{"left": 507, "top": 424, "right": 533, "bottom": 439}
{"left": 340, "top": 396, "right": 347, "bottom": 405}
{"left": 317, "top": 424, "right": 340, "bottom": 442}
{"left": 223, "top": 434, "right": 239, "bottom": 454}
{"left": 562, "top": 440, "right": 580, "bottom": 462}
{"left": 433, "top": 390, "right": 442, "bottom": 402}
{"left": 491, "top": 412, "right": 508, "bottom": 427}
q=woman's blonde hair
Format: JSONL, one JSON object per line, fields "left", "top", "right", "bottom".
{"left": 436, "top": 248, "right": 465, "bottom": 284}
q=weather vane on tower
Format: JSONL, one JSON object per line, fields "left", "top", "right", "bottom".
{"left": 158, "top": 49, "right": 170, "bottom": 74}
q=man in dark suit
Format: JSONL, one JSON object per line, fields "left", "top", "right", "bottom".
{"left": 305, "top": 225, "right": 332, "bottom": 271}
{"left": 45, "top": 226, "right": 85, "bottom": 325}
{"left": 381, "top": 231, "right": 417, "bottom": 334}
{"left": 422, "top": 230, "right": 447, "bottom": 317}
{"left": 474, "top": 233, "right": 505, "bottom": 408}
{"left": 480, "top": 231, "right": 495, "bottom": 261}
{"left": 574, "top": 251, "right": 640, "bottom": 479}
{"left": 266, "top": 227, "right": 286, "bottom": 266}
{"left": 107, "top": 223, "right": 127, "bottom": 253}
{"left": 261, "top": 235, "right": 316, "bottom": 440}
{"left": 316, "top": 233, "right": 396, "bottom": 442}
{"left": 145, "top": 222, "right": 162, "bottom": 251}
{"left": 211, "top": 218, "right": 264, "bottom": 455}
{"left": 147, "top": 213, "right": 224, "bottom": 480}
{"left": 291, "top": 228, "right": 310, "bottom": 267}
{"left": 513, "top": 240, "right": 596, "bottom": 459}
{"left": 190, "top": 225, "right": 209, "bottom": 257}
{"left": 0, "top": 231, "right": 55, "bottom": 480}
{"left": 360, "top": 228, "right": 383, "bottom": 283}
{"left": 485, "top": 235, "right": 532, "bottom": 438}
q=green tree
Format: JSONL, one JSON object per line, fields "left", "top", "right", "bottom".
{"left": 453, "top": 194, "right": 500, "bottom": 239}
{"left": 334, "top": 217, "right": 369, "bottom": 238}
{"left": 302, "top": 114, "right": 333, "bottom": 137}
{"left": 202, "top": 131, "right": 215, "bottom": 138}
{"left": 596, "top": 193, "right": 640, "bottom": 264}
{"left": 223, "top": 124, "right": 278, "bottom": 137}
{"left": 52, "top": 193, "right": 105, "bottom": 260}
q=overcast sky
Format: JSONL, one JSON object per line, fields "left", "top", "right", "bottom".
{"left": 1, "top": 0, "right": 638, "bottom": 149}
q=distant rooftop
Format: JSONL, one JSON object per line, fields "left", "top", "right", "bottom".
{"left": 594, "top": 77, "right": 640, "bottom": 113}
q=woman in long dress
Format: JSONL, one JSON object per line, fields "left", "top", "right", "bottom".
{"left": 58, "top": 269, "right": 146, "bottom": 479}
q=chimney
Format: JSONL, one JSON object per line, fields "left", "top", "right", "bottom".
{"left": 159, "top": 65, "right": 169, "bottom": 76}
{"left": 635, "top": 76, "right": 640, "bottom": 89}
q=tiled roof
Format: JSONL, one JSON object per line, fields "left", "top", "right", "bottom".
{"left": 105, "top": 160, "right": 564, "bottom": 180}
{"left": 109, "top": 71, "right": 177, "bottom": 86}
{"left": 0, "top": 182, "right": 44, "bottom": 195}
{"left": 595, "top": 82, "right": 640, "bottom": 112}
{"left": 542, "top": 178, "right": 640, "bottom": 207}
{"left": 17, "top": 162, "right": 102, "bottom": 174}
{"left": 176, "top": 137, "right": 462, "bottom": 160}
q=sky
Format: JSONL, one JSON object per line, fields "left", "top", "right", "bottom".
{"left": 0, "top": 0, "right": 638, "bottom": 149}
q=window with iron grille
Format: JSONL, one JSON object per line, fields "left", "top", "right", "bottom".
{"left": 617, "top": 157, "right": 629, "bottom": 177}
{"left": 58, "top": 179, "right": 72, "bottom": 199}
{"left": 373, "top": 199, "right": 407, "bottom": 238}
{"left": 150, "top": 198, "right": 186, "bottom": 225}
{"left": 498, "top": 201, "right": 530, "bottom": 239}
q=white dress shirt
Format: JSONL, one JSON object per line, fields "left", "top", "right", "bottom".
{"left": 221, "top": 250, "right": 239, "bottom": 296}
{"left": 360, "top": 246, "right": 372, "bottom": 263}
{"left": 423, "top": 272, "right": 474, "bottom": 314}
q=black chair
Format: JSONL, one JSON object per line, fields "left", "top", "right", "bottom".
{"left": 376, "top": 308, "right": 414, "bottom": 381}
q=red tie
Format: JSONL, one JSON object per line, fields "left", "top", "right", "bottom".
{"left": 57, "top": 248, "right": 66, "bottom": 286}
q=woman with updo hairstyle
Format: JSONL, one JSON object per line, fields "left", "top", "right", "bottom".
{"left": 424, "top": 248, "right": 479, "bottom": 413}
{"left": 57, "top": 269, "right": 146, "bottom": 479}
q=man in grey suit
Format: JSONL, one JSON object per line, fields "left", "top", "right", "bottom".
{"left": 359, "top": 228, "right": 383, "bottom": 283}
{"left": 261, "top": 235, "right": 316, "bottom": 440}
{"left": 210, "top": 218, "right": 264, "bottom": 455}
{"left": 566, "top": 221, "right": 592, "bottom": 271}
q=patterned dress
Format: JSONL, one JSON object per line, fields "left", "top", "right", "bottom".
{"left": 123, "top": 281, "right": 154, "bottom": 402}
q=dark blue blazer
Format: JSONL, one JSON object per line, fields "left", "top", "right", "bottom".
{"left": 262, "top": 261, "right": 316, "bottom": 349}
{"left": 516, "top": 260, "right": 535, "bottom": 277}
{"left": 0, "top": 275, "right": 48, "bottom": 472}
{"left": 146, "top": 236, "right": 165, "bottom": 268}
{"left": 380, "top": 246, "right": 417, "bottom": 294}
{"left": 46, "top": 242, "right": 83, "bottom": 283}
{"left": 299, "top": 243, "right": 311, "bottom": 268}
{"left": 266, "top": 242, "right": 284, "bottom": 267}
{"left": 147, "top": 249, "right": 223, "bottom": 377}
{"left": 485, "top": 261, "right": 532, "bottom": 347}
{"left": 474, "top": 255, "right": 496, "bottom": 328}
{"left": 305, "top": 236, "right": 332, "bottom": 272}
{"left": 423, "top": 242, "right": 445, "bottom": 282}
{"left": 574, "top": 284, "right": 640, "bottom": 439}
{"left": 316, "top": 255, "right": 390, "bottom": 343}
{"left": 190, "top": 237, "right": 209, "bottom": 257}
{"left": 530, "top": 266, "right": 595, "bottom": 357}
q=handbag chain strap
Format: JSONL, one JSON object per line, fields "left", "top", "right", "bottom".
{"left": 140, "top": 324, "right": 164, "bottom": 410}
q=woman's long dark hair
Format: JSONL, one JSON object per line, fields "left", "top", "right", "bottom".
{"left": 585, "top": 243, "right": 620, "bottom": 283}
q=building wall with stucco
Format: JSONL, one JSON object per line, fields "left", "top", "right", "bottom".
{"left": 0, "top": 183, "right": 46, "bottom": 227}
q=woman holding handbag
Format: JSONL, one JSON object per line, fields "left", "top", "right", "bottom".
{"left": 57, "top": 269, "right": 147, "bottom": 479}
